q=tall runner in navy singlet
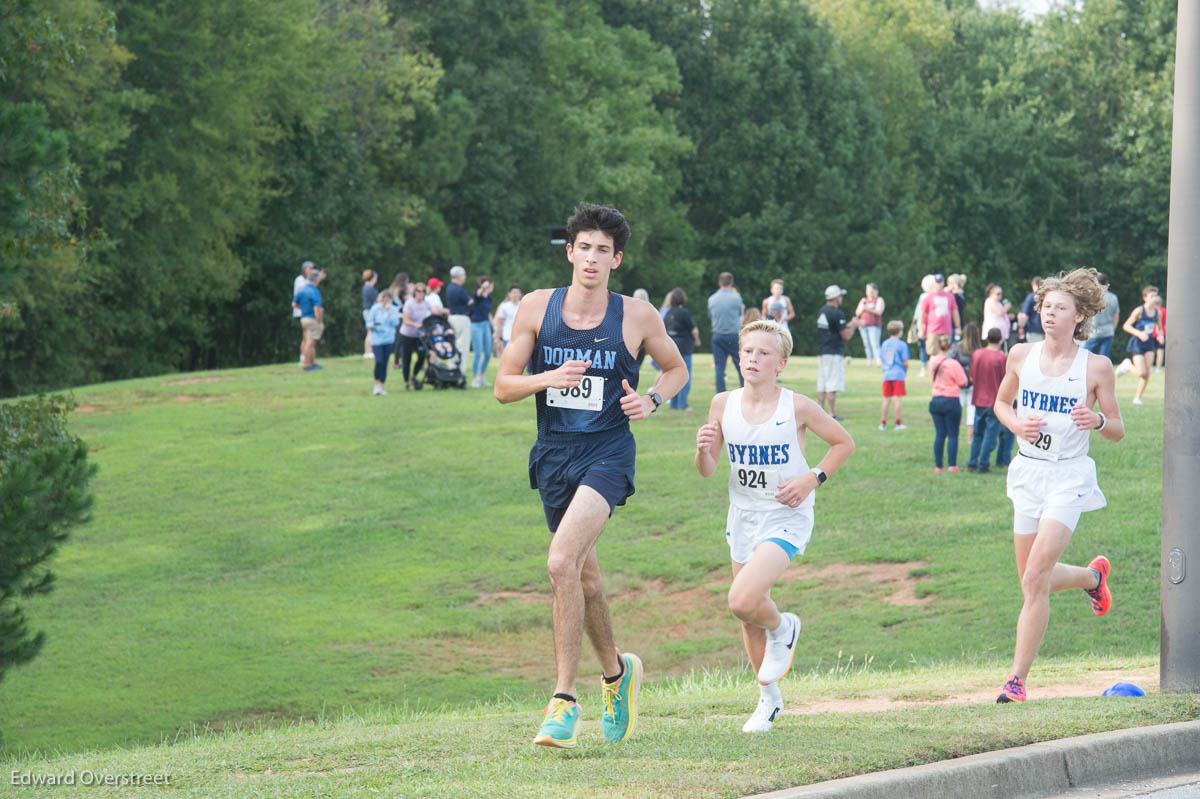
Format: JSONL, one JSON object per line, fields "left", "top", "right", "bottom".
{"left": 991, "top": 268, "right": 1124, "bottom": 704}
{"left": 494, "top": 204, "right": 688, "bottom": 749}
{"left": 695, "top": 320, "right": 854, "bottom": 733}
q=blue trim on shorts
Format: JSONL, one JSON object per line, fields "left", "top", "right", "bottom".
{"left": 765, "top": 537, "right": 800, "bottom": 560}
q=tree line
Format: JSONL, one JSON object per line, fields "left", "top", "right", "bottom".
{"left": 0, "top": 0, "right": 1174, "bottom": 396}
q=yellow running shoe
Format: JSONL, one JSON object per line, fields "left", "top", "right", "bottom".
{"left": 601, "top": 652, "right": 643, "bottom": 742}
{"left": 533, "top": 698, "right": 580, "bottom": 749}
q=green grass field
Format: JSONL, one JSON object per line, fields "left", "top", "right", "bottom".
{"left": 0, "top": 350, "right": 1178, "bottom": 784}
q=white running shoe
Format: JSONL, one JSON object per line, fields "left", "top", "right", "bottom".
{"left": 364, "top": 352, "right": 375, "bottom": 358}
{"left": 1115, "top": 358, "right": 1132, "bottom": 377}
{"left": 1132, "top": 396, "right": 1144, "bottom": 405}
{"left": 742, "top": 694, "right": 784, "bottom": 734}
{"left": 757, "top": 612, "right": 800, "bottom": 684}
{"left": 877, "top": 424, "right": 887, "bottom": 431}
{"left": 894, "top": 424, "right": 908, "bottom": 431}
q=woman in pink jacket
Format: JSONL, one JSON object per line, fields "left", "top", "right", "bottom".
{"left": 928, "top": 335, "right": 968, "bottom": 472}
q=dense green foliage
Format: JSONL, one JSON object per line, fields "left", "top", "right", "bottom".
{"left": 0, "top": 395, "right": 95, "bottom": 690}
{"left": 0, "top": 0, "right": 1176, "bottom": 395}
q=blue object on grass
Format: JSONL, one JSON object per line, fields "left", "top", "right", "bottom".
{"left": 1102, "top": 681, "right": 1146, "bottom": 697}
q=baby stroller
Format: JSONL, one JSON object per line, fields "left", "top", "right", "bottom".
{"left": 415, "top": 314, "right": 467, "bottom": 390}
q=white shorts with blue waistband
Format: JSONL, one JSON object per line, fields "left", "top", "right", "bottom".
{"left": 726, "top": 504, "right": 814, "bottom": 564}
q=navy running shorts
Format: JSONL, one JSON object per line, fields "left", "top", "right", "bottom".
{"left": 528, "top": 426, "right": 636, "bottom": 532}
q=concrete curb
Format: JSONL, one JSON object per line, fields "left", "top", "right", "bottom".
{"left": 750, "top": 720, "right": 1200, "bottom": 799}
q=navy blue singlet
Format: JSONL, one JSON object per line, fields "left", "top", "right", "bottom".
{"left": 532, "top": 288, "right": 640, "bottom": 439}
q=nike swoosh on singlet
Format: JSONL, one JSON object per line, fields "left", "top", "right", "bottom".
{"left": 1068, "top": 377, "right": 1081, "bottom": 381}
{"left": 594, "top": 337, "right": 608, "bottom": 343}
{"left": 775, "top": 420, "right": 787, "bottom": 426}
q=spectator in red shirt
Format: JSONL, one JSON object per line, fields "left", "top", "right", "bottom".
{"left": 967, "top": 327, "right": 1014, "bottom": 472}
{"left": 917, "top": 274, "right": 961, "bottom": 365}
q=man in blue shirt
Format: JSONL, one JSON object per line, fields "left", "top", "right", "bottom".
{"left": 293, "top": 276, "right": 324, "bottom": 371}
{"left": 1018, "top": 277, "right": 1044, "bottom": 343}
{"left": 707, "top": 272, "right": 745, "bottom": 392}
{"left": 446, "top": 265, "right": 473, "bottom": 360}
{"left": 1083, "top": 273, "right": 1120, "bottom": 358}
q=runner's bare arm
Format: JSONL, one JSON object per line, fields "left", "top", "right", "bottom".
{"left": 493, "top": 290, "right": 589, "bottom": 404}
{"left": 993, "top": 343, "right": 1042, "bottom": 442}
{"left": 1070, "top": 353, "right": 1125, "bottom": 442}
{"left": 695, "top": 393, "right": 729, "bottom": 478}
{"left": 622, "top": 300, "right": 689, "bottom": 419}
{"left": 775, "top": 394, "right": 854, "bottom": 506}
{"left": 1121, "top": 306, "right": 1149, "bottom": 340}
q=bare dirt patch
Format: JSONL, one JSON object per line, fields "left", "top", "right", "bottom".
{"left": 789, "top": 561, "right": 934, "bottom": 607}
{"left": 778, "top": 666, "right": 1160, "bottom": 716}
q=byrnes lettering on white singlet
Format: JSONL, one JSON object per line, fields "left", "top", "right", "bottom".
{"left": 1016, "top": 341, "right": 1090, "bottom": 462}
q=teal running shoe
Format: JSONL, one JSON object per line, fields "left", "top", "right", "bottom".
{"left": 533, "top": 698, "right": 580, "bottom": 749}
{"left": 601, "top": 652, "right": 644, "bottom": 742}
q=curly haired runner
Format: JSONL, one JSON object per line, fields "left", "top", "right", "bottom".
{"left": 991, "top": 267, "right": 1125, "bottom": 703}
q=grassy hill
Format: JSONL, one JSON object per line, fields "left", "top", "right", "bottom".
{"left": 0, "top": 352, "right": 1176, "bottom": 771}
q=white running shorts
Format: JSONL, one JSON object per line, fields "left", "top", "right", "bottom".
{"left": 1007, "top": 454, "right": 1106, "bottom": 534}
{"left": 817, "top": 354, "right": 845, "bottom": 393}
{"left": 726, "top": 504, "right": 814, "bottom": 564}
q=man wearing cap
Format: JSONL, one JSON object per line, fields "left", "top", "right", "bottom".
{"left": 293, "top": 261, "right": 325, "bottom": 365}
{"left": 707, "top": 272, "right": 745, "bottom": 393}
{"left": 816, "top": 285, "right": 859, "bottom": 421}
{"left": 917, "top": 273, "right": 961, "bottom": 359}
{"left": 426, "top": 276, "right": 449, "bottom": 317}
{"left": 446, "top": 266, "right": 473, "bottom": 360}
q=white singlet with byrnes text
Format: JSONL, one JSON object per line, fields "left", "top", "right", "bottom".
{"left": 1015, "top": 342, "right": 1090, "bottom": 462}
{"left": 721, "top": 387, "right": 812, "bottom": 512}
{"left": 545, "top": 375, "right": 605, "bottom": 412}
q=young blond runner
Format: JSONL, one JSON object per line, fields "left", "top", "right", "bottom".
{"left": 695, "top": 320, "right": 854, "bottom": 732}
{"left": 992, "top": 267, "right": 1125, "bottom": 703}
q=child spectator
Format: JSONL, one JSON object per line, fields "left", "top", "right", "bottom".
{"left": 366, "top": 290, "right": 401, "bottom": 395}
{"left": 878, "top": 320, "right": 909, "bottom": 430}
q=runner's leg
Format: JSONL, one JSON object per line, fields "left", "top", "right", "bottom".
{"left": 546, "top": 486, "right": 614, "bottom": 697}
{"left": 1010, "top": 519, "right": 1098, "bottom": 679}
{"left": 580, "top": 544, "right": 621, "bottom": 678}
{"left": 728, "top": 543, "right": 792, "bottom": 670}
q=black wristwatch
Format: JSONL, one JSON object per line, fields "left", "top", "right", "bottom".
{"left": 648, "top": 392, "right": 663, "bottom": 412}
{"left": 810, "top": 467, "right": 827, "bottom": 485}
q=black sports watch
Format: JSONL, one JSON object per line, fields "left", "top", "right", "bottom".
{"left": 648, "top": 392, "right": 663, "bottom": 412}
{"left": 810, "top": 467, "right": 827, "bottom": 485}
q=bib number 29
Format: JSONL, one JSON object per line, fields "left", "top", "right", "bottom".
{"left": 1033, "top": 432, "right": 1053, "bottom": 451}
{"left": 546, "top": 375, "right": 604, "bottom": 411}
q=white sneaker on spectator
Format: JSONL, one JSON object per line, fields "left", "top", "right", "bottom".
{"left": 757, "top": 612, "right": 800, "bottom": 684}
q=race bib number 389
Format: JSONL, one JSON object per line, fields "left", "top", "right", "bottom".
{"left": 546, "top": 375, "right": 604, "bottom": 411}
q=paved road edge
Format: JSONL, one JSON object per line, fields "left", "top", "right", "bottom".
{"left": 749, "top": 719, "right": 1200, "bottom": 799}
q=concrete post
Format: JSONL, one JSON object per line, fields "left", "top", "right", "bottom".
{"left": 1161, "top": 0, "right": 1200, "bottom": 693}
